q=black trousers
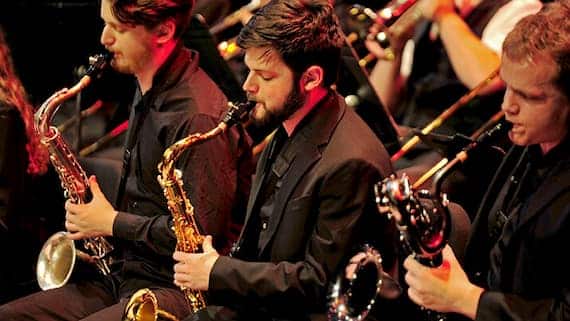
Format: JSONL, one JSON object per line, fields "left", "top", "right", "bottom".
{"left": 0, "top": 274, "right": 190, "bottom": 321}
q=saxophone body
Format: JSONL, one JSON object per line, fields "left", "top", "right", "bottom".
{"left": 35, "top": 53, "right": 114, "bottom": 290}
{"left": 157, "top": 132, "right": 208, "bottom": 313}
{"left": 123, "top": 101, "right": 255, "bottom": 321}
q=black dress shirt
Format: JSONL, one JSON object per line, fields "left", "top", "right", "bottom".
{"left": 111, "top": 45, "right": 254, "bottom": 295}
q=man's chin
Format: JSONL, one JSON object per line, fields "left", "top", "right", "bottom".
{"left": 251, "top": 116, "right": 274, "bottom": 128}
{"left": 251, "top": 113, "right": 282, "bottom": 130}
{"left": 508, "top": 132, "right": 528, "bottom": 146}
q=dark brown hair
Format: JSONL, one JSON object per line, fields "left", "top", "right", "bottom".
{"left": 108, "top": 0, "right": 194, "bottom": 38}
{"left": 237, "top": 0, "right": 344, "bottom": 87}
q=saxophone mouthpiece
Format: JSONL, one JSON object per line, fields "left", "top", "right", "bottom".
{"left": 85, "top": 52, "right": 111, "bottom": 78}
{"left": 222, "top": 100, "right": 256, "bottom": 127}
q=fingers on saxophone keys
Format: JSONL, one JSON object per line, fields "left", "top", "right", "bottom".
{"left": 173, "top": 250, "right": 188, "bottom": 263}
{"left": 173, "top": 269, "right": 192, "bottom": 289}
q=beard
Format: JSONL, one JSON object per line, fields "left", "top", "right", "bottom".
{"left": 250, "top": 83, "right": 305, "bottom": 129}
{"left": 109, "top": 44, "right": 151, "bottom": 76}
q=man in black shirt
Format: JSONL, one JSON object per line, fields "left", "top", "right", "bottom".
{"left": 172, "top": 1, "right": 399, "bottom": 320}
{"left": 0, "top": 0, "right": 254, "bottom": 319}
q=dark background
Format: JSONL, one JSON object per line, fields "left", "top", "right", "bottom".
{"left": 1, "top": 1, "right": 104, "bottom": 105}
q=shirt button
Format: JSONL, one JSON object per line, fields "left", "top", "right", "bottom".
{"left": 261, "top": 222, "right": 268, "bottom": 230}
{"left": 131, "top": 201, "right": 138, "bottom": 209}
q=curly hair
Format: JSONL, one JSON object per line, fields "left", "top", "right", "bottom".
{"left": 503, "top": 0, "right": 570, "bottom": 99}
{"left": 0, "top": 26, "right": 48, "bottom": 175}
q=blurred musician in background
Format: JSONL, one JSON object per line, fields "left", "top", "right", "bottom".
{"left": 0, "top": 25, "right": 65, "bottom": 303}
{"left": 365, "top": 0, "right": 542, "bottom": 216}
{"left": 0, "top": 0, "right": 253, "bottom": 319}
{"left": 367, "top": 0, "right": 542, "bottom": 137}
{"left": 403, "top": 2, "right": 570, "bottom": 320}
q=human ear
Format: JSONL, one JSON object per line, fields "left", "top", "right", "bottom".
{"left": 155, "top": 20, "right": 176, "bottom": 43}
{"left": 302, "top": 65, "right": 324, "bottom": 91}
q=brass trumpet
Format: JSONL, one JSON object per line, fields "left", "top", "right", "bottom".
{"left": 347, "top": 0, "right": 423, "bottom": 65}
{"left": 216, "top": 37, "right": 243, "bottom": 61}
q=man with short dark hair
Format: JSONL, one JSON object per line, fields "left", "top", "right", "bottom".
{"left": 173, "top": 1, "right": 399, "bottom": 320}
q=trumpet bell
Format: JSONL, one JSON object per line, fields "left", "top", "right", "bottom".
{"left": 36, "top": 231, "right": 76, "bottom": 290}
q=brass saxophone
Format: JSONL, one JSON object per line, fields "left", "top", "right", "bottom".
{"left": 123, "top": 100, "right": 255, "bottom": 321}
{"left": 34, "top": 53, "right": 114, "bottom": 290}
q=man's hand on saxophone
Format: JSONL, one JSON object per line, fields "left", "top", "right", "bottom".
{"left": 172, "top": 235, "right": 220, "bottom": 291}
{"left": 64, "top": 175, "right": 117, "bottom": 240}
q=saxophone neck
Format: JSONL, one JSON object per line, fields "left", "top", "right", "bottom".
{"left": 35, "top": 75, "right": 93, "bottom": 138}
{"left": 157, "top": 100, "right": 254, "bottom": 186}
{"left": 34, "top": 52, "right": 109, "bottom": 138}
{"left": 158, "top": 123, "right": 227, "bottom": 179}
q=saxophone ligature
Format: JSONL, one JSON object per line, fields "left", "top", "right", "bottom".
{"left": 123, "top": 100, "right": 255, "bottom": 321}
{"left": 34, "top": 53, "right": 114, "bottom": 290}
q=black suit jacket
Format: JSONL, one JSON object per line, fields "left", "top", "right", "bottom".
{"left": 208, "top": 92, "right": 398, "bottom": 320}
{"left": 463, "top": 139, "right": 570, "bottom": 321}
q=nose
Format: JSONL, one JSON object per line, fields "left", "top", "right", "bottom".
{"left": 242, "top": 72, "right": 258, "bottom": 95}
{"left": 100, "top": 25, "right": 113, "bottom": 47}
{"left": 501, "top": 88, "right": 519, "bottom": 116}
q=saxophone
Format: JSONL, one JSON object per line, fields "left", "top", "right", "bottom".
{"left": 123, "top": 100, "right": 255, "bottom": 321}
{"left": 35, "top": 53, "right": 114, "bottom": 290}
{"left": 376, "top": 120, "right": 510, "bottom": 267}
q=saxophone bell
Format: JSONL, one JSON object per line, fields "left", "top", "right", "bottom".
{"left": 123, "top": 289, "right": 179, "bottom": 321}
{"left": 328, "top": 245, "right": 384, "bottom": 321}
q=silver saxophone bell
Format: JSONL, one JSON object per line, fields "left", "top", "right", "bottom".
{"left": 328, "top": 245, "right": 384, "bottom": 321}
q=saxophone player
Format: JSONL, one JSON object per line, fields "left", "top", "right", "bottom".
{"left": 403, "top": 2, "right": 570, "bottom": 320}
{"left": 173, "top": 1, "right": 400, "bottom": 320}
{"left": 0, "top": 0, "right": 254, "bottom": 320}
